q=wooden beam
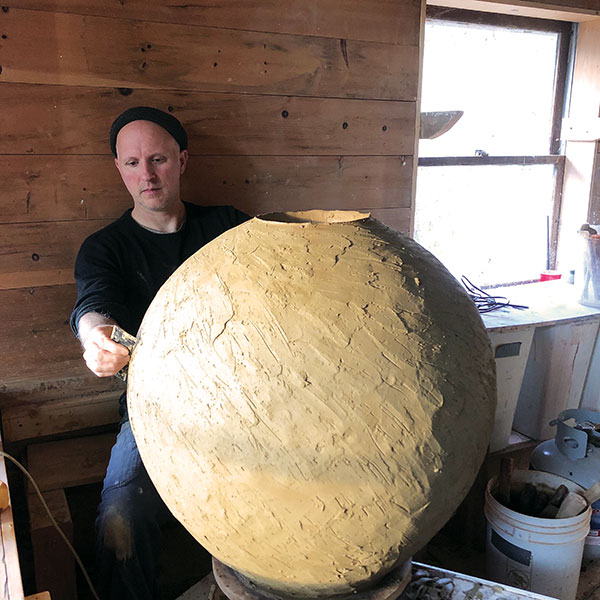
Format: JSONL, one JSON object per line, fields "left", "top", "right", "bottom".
{"left": 419, "top": 155, "right": 562, "bottom": 166}
{"left": 367, "top": 207, "right": 411, "bottom": 234}
{"left": 27, "top": 433, "right": 116, "bottom": 492}
{"left": 429, "top": 0, "right": 600, "bottom": 21}
{"left": 0, "top": 84, "right": 416, "bottom": 156}
{"left": 4, "top": 0, "right": 422, "bottom": 46}
{"left": 557, "top": 18, "right": 600, "bottom": 270}
{"left": 590, "top": 147, "right": 600, "bottom": 223}
{"left": 2, "top": 393, "right": 121, "bottom": 442}
{"left": 0, "top": 8, "right": 419, "bottom": 101}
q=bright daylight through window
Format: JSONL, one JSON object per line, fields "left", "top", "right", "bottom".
{"left": 414, "top": 9, "right": 574, "bottom": 288}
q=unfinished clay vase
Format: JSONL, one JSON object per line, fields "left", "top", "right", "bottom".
{"left": 128, "top": 210, "right": 496, "bottom": 598}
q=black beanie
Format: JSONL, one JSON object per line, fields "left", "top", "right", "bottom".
{"left": 109, "top": 106, "right": 188, "bottom": 157}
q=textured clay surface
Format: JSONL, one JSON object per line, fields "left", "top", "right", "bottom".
{"left": 128, "top": 211, "right": 496, "bottom": 597}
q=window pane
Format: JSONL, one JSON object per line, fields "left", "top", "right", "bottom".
{"left": 414, "top": 164, "right": 556, "bottom": 287}
{"left": 419, "top": 20, "right": 559, "bottom": 157}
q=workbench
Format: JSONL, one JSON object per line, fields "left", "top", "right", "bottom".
{"left": 482, "top": 280, "right": 600, "bottom": 451}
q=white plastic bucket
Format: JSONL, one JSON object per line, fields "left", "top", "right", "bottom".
{"left": 485, "top": 470, "right": 590, "bottom": 600}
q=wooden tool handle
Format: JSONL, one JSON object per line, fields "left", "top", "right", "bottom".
{"left": 497, "top": 457, "right": 513, "bottom": 507}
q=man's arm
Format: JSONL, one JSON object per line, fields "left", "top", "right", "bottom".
{"left": 78, "top": 312, "right": 130, "bottom": 378}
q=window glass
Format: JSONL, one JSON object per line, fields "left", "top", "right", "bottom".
{"left": 419, "top": 20, "right": 559, "bottom": 157}
{"left": 414, "top": 164, "right": 556, "bottom": 286}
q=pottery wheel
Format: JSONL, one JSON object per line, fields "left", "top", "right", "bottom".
{"left": 212, "top": 556, "right": 413, "bottom": 600}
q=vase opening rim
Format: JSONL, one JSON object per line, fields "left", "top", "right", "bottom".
{"left": 257, "top": 210, "right": 371, "bottom": 225}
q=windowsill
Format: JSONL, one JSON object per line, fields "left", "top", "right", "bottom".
{"left": 480, "top": 279, "right": 600, "bottom": 331}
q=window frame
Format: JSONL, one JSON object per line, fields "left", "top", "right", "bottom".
{"left": 419, "top": 7, "right": 574, "bottom": 273}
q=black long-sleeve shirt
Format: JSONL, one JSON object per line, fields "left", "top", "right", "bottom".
{"left": 71, "top": 203, "right": 250, "bottom": 338}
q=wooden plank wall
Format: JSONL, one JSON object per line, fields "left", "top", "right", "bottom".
{"left": 557, "top": 18, "right": 600, "bottom": 272}
{"left": 0, "top": 0, "right": 423, "bottom": 441}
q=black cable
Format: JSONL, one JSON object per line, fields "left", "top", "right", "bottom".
{"left": 460, "top": 276, "right": 529, "bottom": 313}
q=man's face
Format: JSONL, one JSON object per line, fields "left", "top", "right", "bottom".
{"left": 114, "top": 120, "right": 188, "bottom": 213}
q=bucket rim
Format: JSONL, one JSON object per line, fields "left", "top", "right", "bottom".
{"left": 486, "top": 470, "right": 591, "bottom": 527}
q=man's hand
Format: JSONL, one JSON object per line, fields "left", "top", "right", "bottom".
{"left": 82, "top": 325, "right": 130, "bottom": 377}
{"left": 78, "top": 313, "right": 130, "bottom": 377}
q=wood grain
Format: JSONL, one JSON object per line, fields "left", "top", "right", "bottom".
{"left": 558, "top": 18, "right": 600, "bottom": 270}
{"left": 0, "top": 0, "right": 421, "bottom": 446}
{"left": 368, "top": 207, "right": 412, "bottom": 234}
{"left": 0, "top": 206, "right": 411, "bottom": 291}
{"left": 0, "top": 219, "right": 111, "bottom": 289}
{"left": 2, "top": 393, "right": 121, "bottom": 441}
{"left": 429, "top": 0, "right": 600, "bottom": 20}
{"left": 27, "top": 432, "right": 116, "bottom": 491}
{"left": 513, "top": 319, "right": 600, "bottom": 439}
{"left": 0, "top": 84, "right": 416, "bottom": 155}
{"left": 0, "top": 9, "right": 419, "bottom": 101}
{"left": 0, "top": 285, "right": 102, "bottom": 388}
{"left": 0, "top": 155, "right": 414, "bottom": 223}
{"left": 25, "top": 593, "right": 52, "bottom": 600}
{"left": 0, "top": 281, "right": 123, "bottom": 439}
{"left": 4, "top": 0, "right": 422, "bottom": 45}
{"left": 196, "top": 156, "right": 414, "bottom": 219}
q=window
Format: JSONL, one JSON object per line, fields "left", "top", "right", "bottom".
{"left": 414, "top": 8, "right": 574, "bottom": 287}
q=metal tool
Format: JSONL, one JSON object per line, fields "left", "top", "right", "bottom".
{"left": 110, "top": 325, "right": 137, "bottom": 382}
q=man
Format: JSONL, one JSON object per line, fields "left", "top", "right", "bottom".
{"left": 70, "top": 106, "right": 249, "bottom": 600}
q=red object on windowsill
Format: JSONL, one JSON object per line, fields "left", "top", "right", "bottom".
{"left": 540, "top": 270, "right": 562, "bottom": 281}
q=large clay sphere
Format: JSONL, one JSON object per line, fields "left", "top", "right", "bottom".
{"left": 128, "top": 210, "right": 496, "bottom": 597}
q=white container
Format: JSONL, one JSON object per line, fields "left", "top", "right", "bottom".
{"left": 485, "top": 470, "right": 590, "bottom": 600}
{"left": 578, "top": 225, "right": 600, "bottom": 308}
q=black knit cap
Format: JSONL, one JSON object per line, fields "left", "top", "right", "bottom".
{"left": 109, "top": 106, "right": 188, "bottom": 157}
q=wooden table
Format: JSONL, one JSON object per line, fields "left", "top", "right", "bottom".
{"left": 481, "top": 280, "right": 600, "bottom": 450}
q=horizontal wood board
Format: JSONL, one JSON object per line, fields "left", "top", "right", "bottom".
{"left": 0, "top": 155, "right": 414, "bottom": 223}
{"left": 482, "top": 0, "right": 600, "bottom": 12}
{"left": 27, "top": 432, "right": 116, "bottom": 491}
{"left": 2, "top": 393, "right": 121, "bottom": 441}
{"left": 429, "top": 0, "right": 600, "bottom": 19}
{"left": 3, "top": 0, "right": 422, "bottom": 45}
{"left": 0, "top": 284, "right": 115, "bottom": 385}
{"left": 0, "top": 84, "right": 416, "bottom": 155}
{"left": 0, "top": 219, "right": 112, "bottom": 289}
{"left": 0, "top": 8, "right": 419, "bottom": 100}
